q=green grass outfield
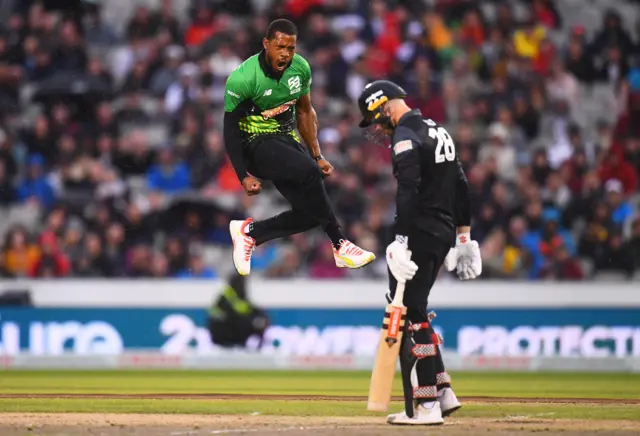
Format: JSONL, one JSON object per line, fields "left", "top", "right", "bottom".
{"left": 0, "top": 370, "right": 639, "bottom": 419}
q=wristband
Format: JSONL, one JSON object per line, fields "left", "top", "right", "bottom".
{"left": 456, "top": 232, "right": 470, "bottom": 245}
{"left": 313, "top": 154, "right": 324, "bottom": 162}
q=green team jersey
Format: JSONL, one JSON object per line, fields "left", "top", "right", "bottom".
{"left": 224, "top": 51, "right": 312, "bottom": 142}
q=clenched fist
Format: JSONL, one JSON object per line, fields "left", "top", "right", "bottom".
{"left": 317, "top": 158, "right": 334, "bottom": 177}
{"left": 242, "top": 175, "right": 262, "bottom": 196}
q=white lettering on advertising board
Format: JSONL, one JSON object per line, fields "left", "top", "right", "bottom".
{"left": 458, "top": 326, "right": 640, "bottom": 358}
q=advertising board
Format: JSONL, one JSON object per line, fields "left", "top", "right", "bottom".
{"left": 2, "top": 307, "right": 639, "bottom": 358}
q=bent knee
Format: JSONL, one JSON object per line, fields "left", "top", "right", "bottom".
{"left": 299, "top": 162, "right": 322, "bottom": 185}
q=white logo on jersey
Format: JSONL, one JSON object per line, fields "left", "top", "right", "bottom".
{"left": 263, "top": 89, "right": 273, "bottom": 96}
{"left": 288, "top": 76, "right": 301, "bottom": 94}
{"left": 227, "top": 90, "right": 240, "bottom": 98}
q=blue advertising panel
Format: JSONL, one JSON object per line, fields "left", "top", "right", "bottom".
{"left": 1, "top": 308, "right": 639, "bottom": 358}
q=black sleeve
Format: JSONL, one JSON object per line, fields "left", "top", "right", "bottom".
{"left": 392, "top": 138, "right": 422, "bottom": 238}
{"left": 223, "top": 109, "right": 248, "bottom": 182}
{"left": 454, "top": 158, "right": 471, "bottom": 227}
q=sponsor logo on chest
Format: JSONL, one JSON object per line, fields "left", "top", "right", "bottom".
{"left": 261, "top": 99, "right": 297, "bottom": 120}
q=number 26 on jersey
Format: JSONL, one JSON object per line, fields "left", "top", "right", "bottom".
{"left": 425, "top": 119, "right": 455, "bottom": 163}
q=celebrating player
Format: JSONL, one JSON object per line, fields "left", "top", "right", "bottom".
{"left": 357, "top": 80, "right": 483, "bottom": 425}
{"left": 223, "top": 19, "right": 375, "bottom": 276}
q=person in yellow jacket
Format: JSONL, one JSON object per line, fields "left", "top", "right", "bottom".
{"left": 513, "top": 19, "right": 546, "bottom": 58}
{"left": 207, "top": 273, "right": 270, "bottom": 348}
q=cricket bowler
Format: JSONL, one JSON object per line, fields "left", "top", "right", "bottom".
{"left": 357, "top": 80, "right": 483, "bottom": 425}
{"left": 223, "top": 18, "right": 375, "bottom": 276}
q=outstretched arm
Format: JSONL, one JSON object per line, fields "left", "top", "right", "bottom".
{"left": 296, "top": 93, "right": 322, "bottom": 159}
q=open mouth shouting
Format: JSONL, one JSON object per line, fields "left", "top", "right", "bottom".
{"left": 275, "top": 59, "right": 288, "bottom": 71}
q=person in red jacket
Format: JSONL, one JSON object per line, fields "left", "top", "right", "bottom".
{"left": 598, "top": 148, "right": 638, "bottom": 194}
{"left": 28, "top": 231, "right": 70, "bottom": 278}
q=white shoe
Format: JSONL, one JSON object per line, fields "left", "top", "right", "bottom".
{"left": 333, "top": 240, "right": 375, "bottom": 269}
{"left": 438, "top": 387, "right": 462, "bottom": 417}
{"left": 387, "top": 401, "right": 444, "bottom": 425}
{"left": 230, "top": 218, "right": 256, "bottom": 276}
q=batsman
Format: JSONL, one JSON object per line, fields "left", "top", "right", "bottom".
{"left": 357, "top": 80, "right": 483, "bottom": 425}
{"left": 223, "top": 19, "right": 375, "bottom": 276}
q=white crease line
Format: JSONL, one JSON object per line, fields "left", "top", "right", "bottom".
{"left": 171, "top": 425, "right": 333, "bottom": 435}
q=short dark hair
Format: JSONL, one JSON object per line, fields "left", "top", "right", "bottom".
{"left": 266, "top": 19, "right": 298, "bottom": 39}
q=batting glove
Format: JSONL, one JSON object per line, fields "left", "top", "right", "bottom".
{"left": 444, "top": 232, "right": 482, "bottom": 280}
{"left": 386, "top": 236, "right": 418, "bottom": 283}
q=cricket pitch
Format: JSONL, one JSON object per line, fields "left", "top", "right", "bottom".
{"left": 1, "top": 371, "right": 639, "bottom": 435}
{"left": 1, "top": 395, "right": 639, "bottom": 436}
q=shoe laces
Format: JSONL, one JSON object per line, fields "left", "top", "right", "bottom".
{"left": 243, "top": 236, "right": 255, "bottom": 261}
{"left": 340, "top": 240, "right": 363, "bottom": 256}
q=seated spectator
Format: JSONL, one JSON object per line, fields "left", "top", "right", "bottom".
{"left": 265, "top": 245, "right": 303, "bottom": 278}
{"left": 513, "top": 18, "right": 546, "bottom": 59}
{"left": 579, "top": 202, "right": 614, "bottom": 261}
{"left": 79, "top": 232, "right": 114, "bottom": 277}
{"left": 594, "top": 229, "right": 635, "bottom": 278}
{"left": 310, "top": 241, "right": 348, "bottom": 279}
{"left": 2, "top": 226, "right": 40, "bottom": 278}
{"left": 603, "top": 179, "right": 634, "bottom": 226}
{"left": 176, "top": 246, "right": 217, "bottom": 279}
{"left": 146, "top": 147, "right": 191, "bottom": 195}
{"left": 598, "top": 150, "right": 638, "bottom": 195}
{"left": 250, "top": 244, "right": 279, "bottom": 273}
{"left": 17, "top": 154, "right": 56, "bottom": 209}
{"left": 478, "top": 123, "right": 517, "bottom": 182}
{"left": 499, "top": 216, "right": 533, "bottom": 279}
{"left": 28, "top": 231, "right": 70, "bottom": 278}
{"left": 538, "top": 244, "right": 584, "bottom": 281}
{"left": 149, "top": 252, "right": 169, "bottom": 278}
{"left": 522, "top": 208, "right": 575, "bottom": 279}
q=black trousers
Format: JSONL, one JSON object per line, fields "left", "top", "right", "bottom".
{"left": 245, "top": 135, "right": 341, "bottom": 246}
{"left": 387, "top": 233, "right": 452, "bottom": 406}
{"left": 387, "top": 233, "right": 451, "bottom": 315}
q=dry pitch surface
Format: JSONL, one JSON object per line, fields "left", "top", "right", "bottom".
{"left": 2, "top": 372, "right": 639, "bottom": 435}
{"left": 1, "top": 395, "right": 639, "bottom": 436}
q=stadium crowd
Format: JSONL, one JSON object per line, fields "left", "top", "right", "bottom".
{"left": 0, "top": 0, "right": 639, "bottom": 281}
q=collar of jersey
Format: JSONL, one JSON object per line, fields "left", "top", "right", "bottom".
{"left": 258, "top": 49, "right": 291, "bottom": 81}
{"left": 396, "top": 109, "right": 422, "bottom": 127}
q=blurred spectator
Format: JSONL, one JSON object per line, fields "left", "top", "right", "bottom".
{"left": 513, "top": 18, "right": 546, "bottom": 59}
{"left": 176, "top": 246, "right": 217, "bottom": 278}
{"left": 2, "top": 227, "right": 40, "bottom": 278}
{"left": 478, "top": 123, "right": 516, "bottom": 181}
{"left": 599, "top": 150, "right": 639, "bottom": 194}
{"left": 594, "top": 229, "right": 635, "bottom": 278}
{"left": 17, "top": 154, "right": 56, "bottom": 209}
{"left": 310, "top": 241, "right": 348, "bottom": 279}
{"left": 603, "top": 179, "right": 634, "bottom": 225}
{"left": 146, "top": 147, "right": 191, "bottom": 194}
{"left": 28, "top": 231, "right": 70, "bottom": 278}
{"left": 539, "top": 244, "right": 584, "bottom": 281}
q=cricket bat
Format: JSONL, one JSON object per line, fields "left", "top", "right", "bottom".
{"left": 367, "top": 281, "right": 407, "bottom": 412}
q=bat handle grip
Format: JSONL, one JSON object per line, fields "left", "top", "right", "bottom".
{"left": 390, "top": 281, "right": 405, "bottom": 307}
